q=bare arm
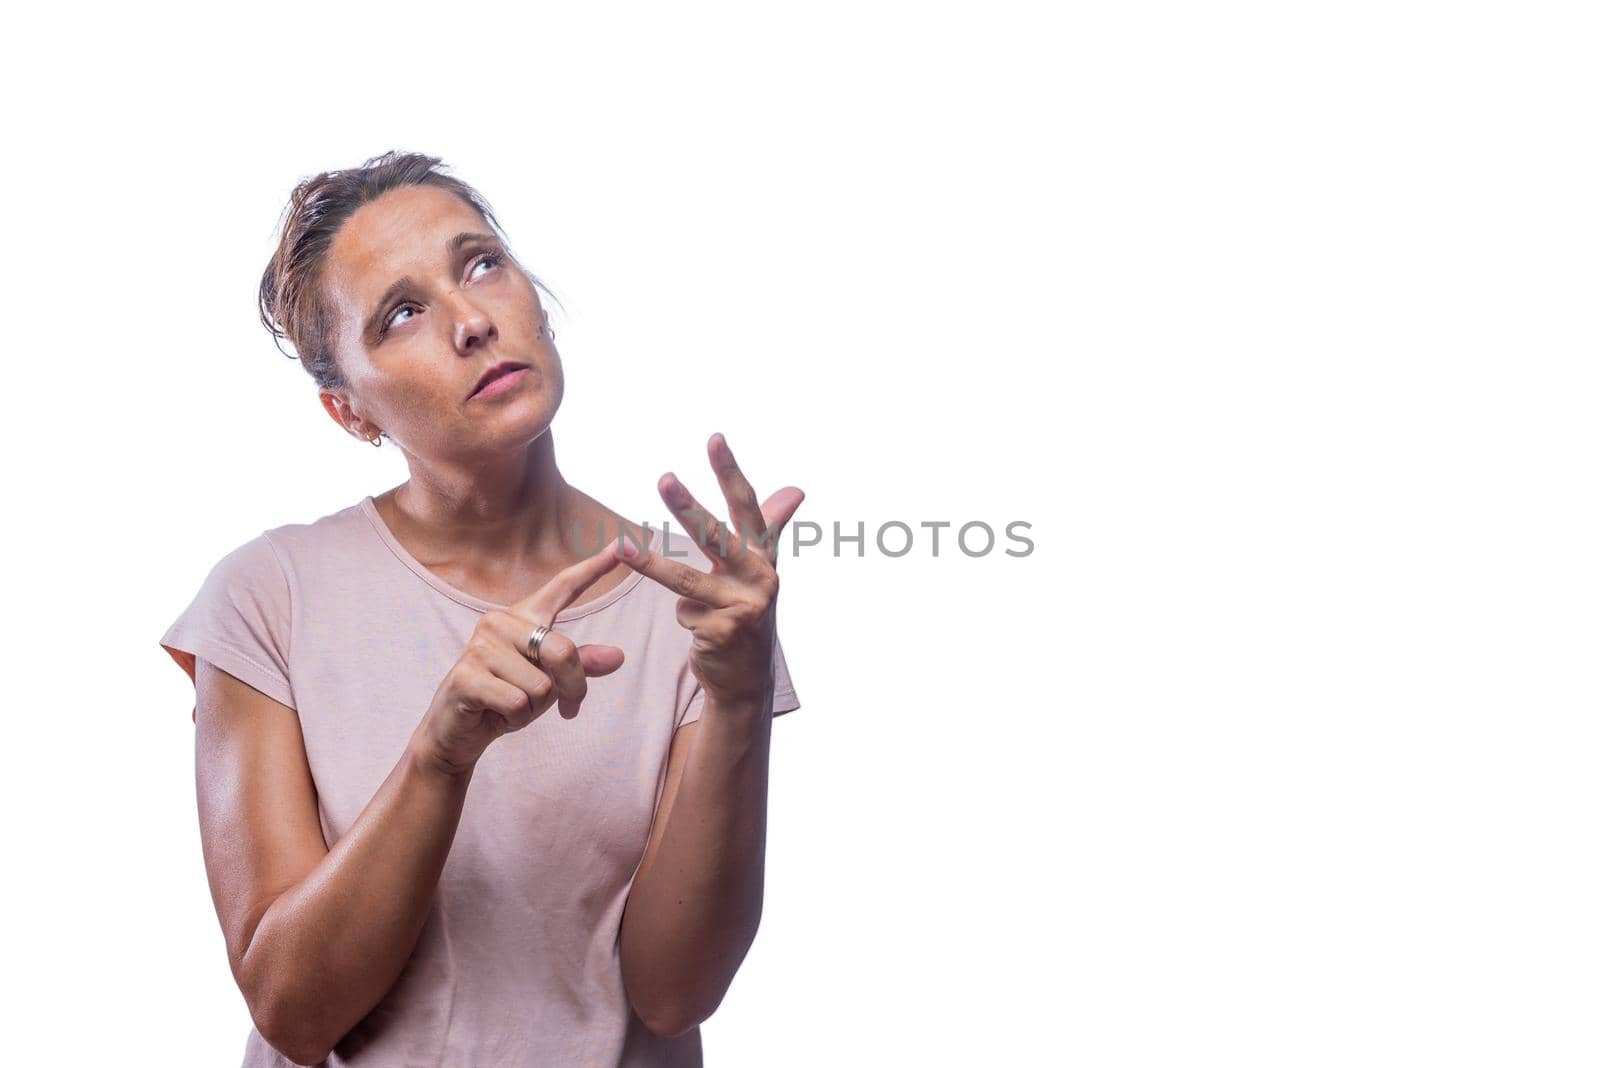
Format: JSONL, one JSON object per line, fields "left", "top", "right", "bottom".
{"left": 620, "top": 695, "right": 773, "bottom": 1036}
{"left": 195, "top": 660, "right": 472, "bottom": 1066}
{"left": 615, "top": 432, "right": 804, "bottom": 1036}
{"left": 194, "top": 542, "right": 630, "bottom": 1064}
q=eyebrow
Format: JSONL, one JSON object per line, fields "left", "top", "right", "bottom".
{"left": 361, "top": 231, "right": 501, "bottom": 343}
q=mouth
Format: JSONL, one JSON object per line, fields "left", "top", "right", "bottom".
{"left": 467, "top": 361, "right": 531, "bottom": 401}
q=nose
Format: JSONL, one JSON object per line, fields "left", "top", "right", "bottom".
{"left": 448, "top": 292, "right": 497, "bottom": 354}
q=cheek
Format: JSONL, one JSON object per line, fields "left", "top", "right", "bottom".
{"left": 499, "top": 290, "right": 547, "bottom": 345}
{"left": 490, "top": 271, "right": 546, "bottom": 334}
{"left": 372, "top": 385, "right": 433, "bottom": 436}
{"left": 542, "top": 348, "right": 566, "bottom": 407}
{"left": 364, "top": 358, "right": 453, "bottom": 426}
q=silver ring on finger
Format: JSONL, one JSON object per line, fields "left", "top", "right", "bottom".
{"left": 525, "top": 624, "right": 551, "bottom": 666}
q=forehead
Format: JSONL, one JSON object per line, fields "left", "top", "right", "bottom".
{"left": 324, "top": 184, "right": 490, "bottom": 312}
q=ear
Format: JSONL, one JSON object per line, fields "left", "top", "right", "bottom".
{"left": 319, "top": 389, "right": 380, "bottom": 443}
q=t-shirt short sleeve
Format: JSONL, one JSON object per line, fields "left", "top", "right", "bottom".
{"left": 160, "top": 532, "right": 295, "bottom": 720}
{"left": 677, "top": 630, "right": 800, "bottom": 731}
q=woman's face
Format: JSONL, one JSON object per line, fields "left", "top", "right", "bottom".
{"left": 319, "top": 184, "right": 563, "bottom": 456}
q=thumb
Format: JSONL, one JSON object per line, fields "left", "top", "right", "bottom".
{"left": 760, "top": 486, "right": 806, "bottom": 549}
{"left": 578, "top": 644, "right": 626, "bottom": 677}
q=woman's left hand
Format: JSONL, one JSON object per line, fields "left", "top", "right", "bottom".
{"left": 614, "top": 433, "right": 804, "bottom": 711}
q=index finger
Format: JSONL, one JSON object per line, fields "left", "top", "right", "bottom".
{"left": 512, "top": 537, "right": 627, "bottom": 624}
{"left": 613, "top": 536, "right": 740, "bottom": 608}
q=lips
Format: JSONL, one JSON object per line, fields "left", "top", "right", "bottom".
{"left": 468, "top": 361, "right": 530, "bottom": 400}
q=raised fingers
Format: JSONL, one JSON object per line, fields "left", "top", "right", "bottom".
{"left": 659, "top": 472, "right": 734, "bottom": 565}
{"left": 708, "top": 433, "right": 768, "bottom": 547}
{"left": 660, "top": 471, "right": 774, "bottom": 577}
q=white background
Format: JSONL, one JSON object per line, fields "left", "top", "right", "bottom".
{"left": 3, "top": 2, "right": 1595, "bottom": 1064}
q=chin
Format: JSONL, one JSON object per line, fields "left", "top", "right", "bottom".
{"left": 500, "top": 391, "right": 562, "bottom": 444}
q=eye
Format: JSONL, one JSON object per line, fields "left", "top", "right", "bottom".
{"left": 468, "top": 252, "right": 502, "bottom": 281}
{"left": 383, "top": 304, "right": 418, "bottom": 333}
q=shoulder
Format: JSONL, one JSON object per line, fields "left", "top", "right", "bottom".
{"left": 257, "top": 497, "right": 371, "bottom": 558}
{"left": 187, "top": 498, "right": 374, "bottom": 606}
{"left": 197, "top": 529, "right": 288, "bottom": 593}
{"left": 223, "top": 498, "right": 384, "bottom": 595}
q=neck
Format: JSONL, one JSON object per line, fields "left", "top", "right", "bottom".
{"left": 383, "top": 430, "right": 593, "bottom": 566}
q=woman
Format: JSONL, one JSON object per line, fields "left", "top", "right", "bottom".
{"left": 159, "top": 151, "right": 803, "bottom": 1067}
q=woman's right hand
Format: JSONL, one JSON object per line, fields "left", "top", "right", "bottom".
{"left": 411, "top": 543, "right": 629, "bottom": 776}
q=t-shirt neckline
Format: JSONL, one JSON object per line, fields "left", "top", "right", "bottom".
{"left": 357, "top": 494, "right": 651, "bottom": 620}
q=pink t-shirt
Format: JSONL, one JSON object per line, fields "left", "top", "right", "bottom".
{"left": 160, "top": 495, "right": 799, "bottom": 1067}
